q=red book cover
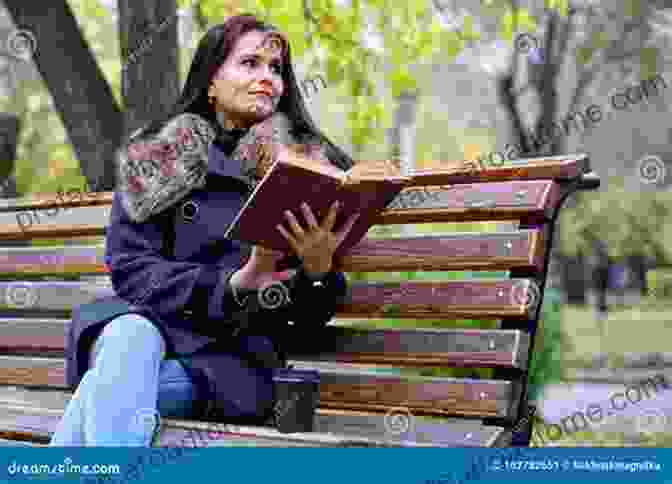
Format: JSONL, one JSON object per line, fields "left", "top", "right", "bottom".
{"left": 224, "top": 154, "right": 412, "bottom": 257}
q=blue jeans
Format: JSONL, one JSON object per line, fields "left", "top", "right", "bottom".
{"left": 50, "top": 314, "right": 197, "bottom": 446}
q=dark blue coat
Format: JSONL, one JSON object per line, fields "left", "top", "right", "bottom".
{"left": 65, "top": 138, "right": 348, "bottom": 422}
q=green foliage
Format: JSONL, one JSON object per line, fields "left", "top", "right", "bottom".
{"left": 648, "top": 269, "right": 672, "bottom": 299}
{"left": 559, "top": 178, "right": 672, "bottom": 263}
{"left": 9, "top": 0, "right": 666, "bottom": 204}
{"left": 527, "top": 288, "right": 563, "bottom": 402}
{"left": 544, "top": 0, "right": 569, "bottom": 18}
{"left": 499, "top": 7, "right": 538, "bottom": 42}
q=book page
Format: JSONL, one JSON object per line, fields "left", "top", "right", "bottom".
{"left": 344, "top": 159, "right": 404, "bottom": 182}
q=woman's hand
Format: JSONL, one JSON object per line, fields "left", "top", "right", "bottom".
{"left": 248, "top": 245, "right": 288, "bottom": 275}
{"left": 231, "top": 245, "right": 288, "bottom": 290}
{"left": 276, "top": 201, "right": 360, "bottom": 278}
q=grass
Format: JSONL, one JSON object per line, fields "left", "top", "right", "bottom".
{"left": 561, "top": 298, "right": 672, "bottom": 369}
{"left": 530, "top": 296, "right": 672, "bottom": 447}
{"left": 530, "top": 426, "right": 672, "bottom": 447}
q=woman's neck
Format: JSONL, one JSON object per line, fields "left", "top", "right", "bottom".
{"left": 215, "top": 110, "right": 252, "bottom": 131}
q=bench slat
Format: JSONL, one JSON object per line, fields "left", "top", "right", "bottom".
{"left": 287, "top": 327, "right": 530, "bottom": 369}
{"left": 0, "top": 279, "right": 540, "bottom": 319}
{"left": 0, "top": 387, "right": 511, "bottom": 447}
{"left": 0, "top": 230, "right": 544, "bottom": 276}
{"left": 0, "top": 180, "right": 560, "bottom": 241}
{"left": 0, "top": 154, "right": 588, "bottom": 214}
{"left": 293, "top": 363, "right": 517, "bottom": 418}
{"left": 0, "top": 437, "right": 39, "bottom": 446}
{"left": 408, "top": 153, "right": 589, "bottom": 185}
{"left": 337, "top": 230, "right": 544, "bottom": 272}
{"left": 0, "top": 357, "right": 520, "bottom": 419}
{"left": 0, "top": 319, "right": 530, "bottom": 369}
{"left": 287, "top": 327, "right": 529, "bottom": 369}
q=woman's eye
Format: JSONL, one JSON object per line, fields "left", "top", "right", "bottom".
{"left": 242, "top": 58, "right": 257, "bottom": 68}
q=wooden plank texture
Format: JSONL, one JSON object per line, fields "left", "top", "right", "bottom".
{"left": 0, "top": 154, "right": 588, "bottom": 214}
{"left": 0, "top": 357, "right": 520, "bottom": 419}
{"left": 0, "top": 180, "right": 563, "bottom": 242}
{"left": 0, "top": 319, "right": 530, "bottom": 369}
{"left": 0, "top": 230, "right": 545, "bottom": 276}
{"left": 407, "top": 153, "right": 590, "bottom": 186}
{"left": 287, "top": 327, "right": 530, "bottom": 369}
{"left": 335, "top": 230, "right": 545, "bottom": 272}
{"left": 0, "top": 279, "right": 541, "bottom": 319}
{"left": 0, "top": 387, "right": 510, "bottom": 447}
{"left": 380, "top": 180, "right": 561, "bottom": 223}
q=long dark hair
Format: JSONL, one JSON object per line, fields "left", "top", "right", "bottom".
{"left": 124, "top": 14, "right": 353, "bottom": 171}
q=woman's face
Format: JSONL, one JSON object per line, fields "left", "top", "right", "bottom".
{"left": 209, "top": 30, "right": 286, "bottom": 129}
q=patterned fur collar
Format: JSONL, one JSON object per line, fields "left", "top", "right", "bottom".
{"left": 116, "top": 112, "right": 329, "bottom": 223}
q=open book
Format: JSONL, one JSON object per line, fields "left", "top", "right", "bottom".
{"left": 224, "top": 147, "right": 412, "bottom": 257}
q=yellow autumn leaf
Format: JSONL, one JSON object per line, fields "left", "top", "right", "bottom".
{"left": 461, "top": 143, "right": 483, "bottom": 161}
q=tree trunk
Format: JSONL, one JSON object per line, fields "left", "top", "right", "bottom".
{"left": 0, "top": 112, "right": 27, "bottom": 248}
{"left": 394, "top": 92, "right": 417, "bottom": 237}
{"left": 4, "top": 0, "right": 181, "bottom": 191}
{"left": 118, "top": 0, "right": 180, "bottom": 137}
{"left": 4, "top": 0, "right": 124, "bottom": 190}
{"left": 0, "top": 113, "right": 19, "bottom": 185}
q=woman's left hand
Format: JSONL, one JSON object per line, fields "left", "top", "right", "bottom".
{"left": 277, "top": 201, "right": 360, "bottom": 278}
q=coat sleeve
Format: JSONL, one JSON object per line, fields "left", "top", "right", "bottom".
{"left": 278, "top": 266, "right": 348, "bottom": 330}
{"left": 104, "top": 191, "right": 247, "bottom": 339}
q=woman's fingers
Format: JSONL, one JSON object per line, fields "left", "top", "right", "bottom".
{"left": 300, "top": 202, "right": 320, "bottom": 231}
{"left": 321, "top": 201, "right": 340, "bottom": 232}
{"left": 334, "top": 212, "right": 361, "bottom": 247}
{"left": 283, "top": 209, "right": 305, "bottom": 237}
{"left": 276, "top": 224, "right": 298, "bottom": 252}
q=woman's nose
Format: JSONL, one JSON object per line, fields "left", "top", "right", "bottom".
{"left": 257, "top": 65, "right": 276, "bottom": 82}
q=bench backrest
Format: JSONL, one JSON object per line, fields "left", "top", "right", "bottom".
{"left": 0, "top": 154, "right": 599, "bottom": 446}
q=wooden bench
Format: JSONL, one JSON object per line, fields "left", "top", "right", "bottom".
{"left": 0, "top": 154, "right": 599, "bottom": 447}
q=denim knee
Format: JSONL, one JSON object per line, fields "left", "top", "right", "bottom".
{"left": 90, "top": 313, "right": 166, "bottom": 367}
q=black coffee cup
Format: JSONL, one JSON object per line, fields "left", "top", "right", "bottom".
{"left": 272, "top": 368, "right": 320, "bottom": 433}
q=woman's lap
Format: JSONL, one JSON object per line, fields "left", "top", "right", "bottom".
{"left": 86, "top": 313, "right": 275, "bottom": 421}
{"left": 156, "top": 358, "right": 196, "bottom": 419}
{"left": 87, "top": 314, "right": 197, "bottom": 420}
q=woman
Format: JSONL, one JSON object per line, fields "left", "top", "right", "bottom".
{"left": 50, "top": 14, "right": 360, "bottom": 446}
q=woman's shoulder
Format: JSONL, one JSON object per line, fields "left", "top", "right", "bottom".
{"left": 115, "top": 112, "right": 217, "bottom": 224}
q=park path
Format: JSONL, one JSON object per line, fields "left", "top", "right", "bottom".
{"left": 537, "top": 370, "right": 672, "bottom": 438}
